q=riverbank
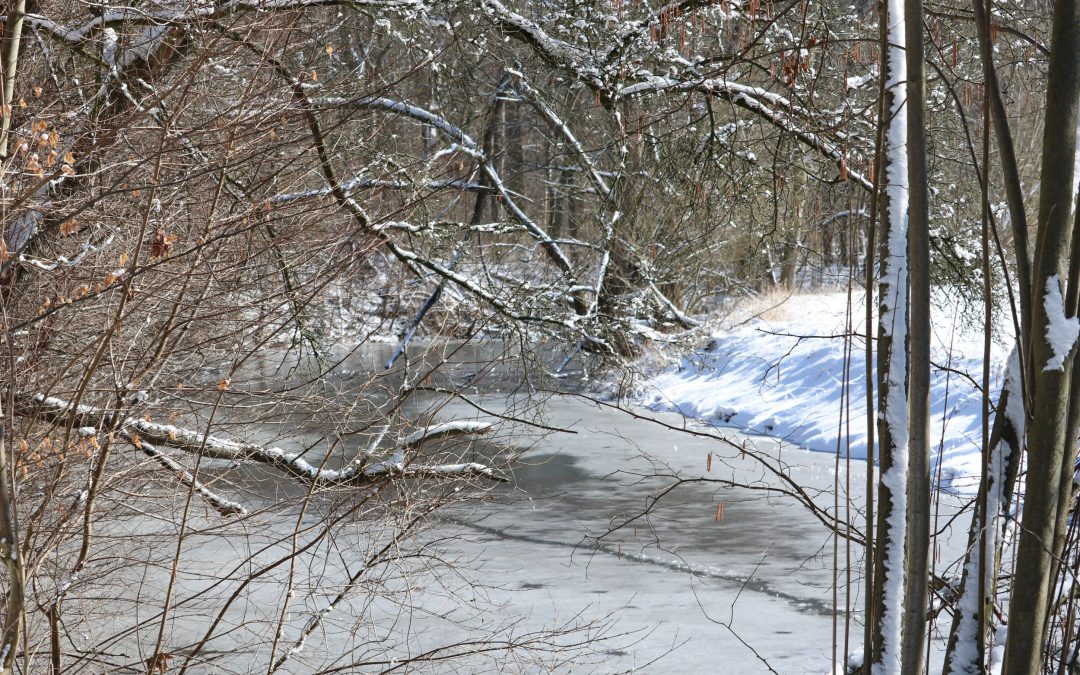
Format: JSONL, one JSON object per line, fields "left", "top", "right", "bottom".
{"left": 636, "top": 288, "right": 1010, "bottom": 494}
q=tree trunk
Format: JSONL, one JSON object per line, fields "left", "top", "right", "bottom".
{"left": 901, "top": 0, "right": 932, "bottom": 663}
{"left": 1003, "top": 0, "right": 1080, "bottom": 667}
{"left": 942, "top": 349, "right": 1025, "bottom": 674}
{"left": 869, "top": 0, "right": 911, "bottom": 668}
{"left": 0, "top": 0, "right": 26, "bottom": 159}
{"left": 0, "top": 397, "right": 25, "bottom": 674}
{"left": 504, "top": 97, "right": 526, "bottom": 197}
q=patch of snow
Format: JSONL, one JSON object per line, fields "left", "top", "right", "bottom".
{"left": 1042, "top": 274, "right": 1078, "bottom": 371}
{"left": 640, "top": 291, "right": 1008, "bottom": 495}
{"left": 846, "top": 67, "right": 876, "bottom": 90}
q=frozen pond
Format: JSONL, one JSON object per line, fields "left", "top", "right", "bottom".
{"left": 61, "top": 343, "right": 972, "bottom": 673}
{"left": 432, "top": 394, "right": 872, "bottom": 673}
{"left": 418, "top": 391, "right": 974, "bottom": 673}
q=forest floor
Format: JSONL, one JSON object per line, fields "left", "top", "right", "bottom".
{"left": 637, "top": 286, "right": 1011, "bottom": 494}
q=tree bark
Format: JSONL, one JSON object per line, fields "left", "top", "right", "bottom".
{"left": 0, "top": 396, "right": 24, "bottom": 674}
{"left": 1003, "top": 0, "right": 1080, "bottom": 668}
{"left": 870, "top": 0, "right": 911, "bottom": 666}
{"left": 901, "top": 0, "right": 932, "bottom": 664}
{"left": 0, "top": 0, "right": 27, "bottom": 159}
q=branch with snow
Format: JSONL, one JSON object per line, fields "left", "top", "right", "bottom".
{"left": 648, "top": 281, "right": 701, "bottom": 328}
{"left": 479, "top": 0, "right": 601, "bottom": 87}
{"left": 482, "top": 4, "right": 871, "bottom": 193}
{"left": 20, "top": 394, "right": 503, "bottom": 487}
{"left": 17, "top": 232, "right": 115, "bottom": 272}
{"left": 372, "top": 220, "right": 525, "bottom": 235}
{"left": 508, "top": 70, "right": 611, "bottom": 200}
{"left": 603, "top": 0, "right": 725, "bottom": 64}
{"left": 312, "top": 94, "right": 590, "bottom": 318}
{"left": 318, "top": 97, "right": 577, "bottom": 272}
{"left": 23, "top": 0, "right": 422, "bottom": 44}
{"left": 616, "top": 77, "right": 872, "bottom": 190}
{"left": 137, "top": 439, "right": 248, "bottom": 516}
{"left": 271, "top": 178, "right": 497, "bottom": 204}
{"left": 400, "top": 421, "right": 496, "bottom": 448}
{"left": 276, "top": 60, "right": 572, "bottom": 329}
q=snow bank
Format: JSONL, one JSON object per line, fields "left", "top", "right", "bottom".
{"left": 640, "top": 290, "right": 1008, "bottom": 493}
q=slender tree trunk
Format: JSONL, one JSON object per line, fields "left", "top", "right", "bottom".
{"left": 504, "top": 97, "right": 526, "bottom": 197}
{"left": 870, "top": 0, "right": 911, "bottom": 667}
{"left": 0, "top": 0, "right": 27, "bottom": 159}
{"left": 0, "top": 396, "right": 24, "bottom": 674}
{"left": 942, "top": 349, "right": 1025, "bottom": 674}
{"left": 970, "top": 0, "right": 1032, "bottom": 346}
{"left": 942, "top": 0, "right": 1035, "bottom": 663}
{"left": 1003, "top": 0, "right": 1080, "bottom": 667}
{"left": 901, "top": 0, "right": 932, "bottom": 664}
{"left": 780, "top": 159, "right": 807, "bottom": 290}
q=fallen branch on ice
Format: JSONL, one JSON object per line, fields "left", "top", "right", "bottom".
{"left": 20, "top": 394, "right": 504, "bottom": 489}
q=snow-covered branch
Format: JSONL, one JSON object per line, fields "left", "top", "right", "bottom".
{"left": 616, "top": 78, "right": 872, "bottom": 191}
{"left": 272, "top": 178, "right": 497, "bottom": 204}
{"left": 137, "top": 439, "right": 248, "bottom": 516}
{"left": 373, "top": 220, "right": 524, "bottom": 235}
{"left": 479, "top": 0, "right": 601, "bottom": 87}
{"left": 20, "top": 394, "right": 503, "bottom": 486}
{"left": 648, "top": 282, "right": 701, "bottom": 328}
{"left": 508, "top": 70, "right": 611, "bottom": 200}
{"left": 23, "top": 0, "right": 422, "bottom": 44}
{"left": 481, "top": 6, "right": 871, "bottom": 194}
{"left": 17, "top": 232, "right": 114, "bottom": 272}
{"left": 605, "top": 0, "right": 726, "bottom": 61}
{"left": 316, "top": 96, "right": 582, "bottom": 285}
{"left": 400, "top": 421, "right": 495, "bottom": 448}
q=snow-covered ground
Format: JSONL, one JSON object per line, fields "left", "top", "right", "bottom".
{"left": 640, "top": 288, "right": 1010, "bottom": 494}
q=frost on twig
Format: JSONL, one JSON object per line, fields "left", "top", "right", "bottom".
{"left": 20, "top": 394, "right": 504, "bottom": 487}
{"left": 23, "top": 0, "right": 423, "bottom": 44}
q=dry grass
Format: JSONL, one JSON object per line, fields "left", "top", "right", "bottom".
{"left": 717, "top": 288, "right": 798, "bottom": 328}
